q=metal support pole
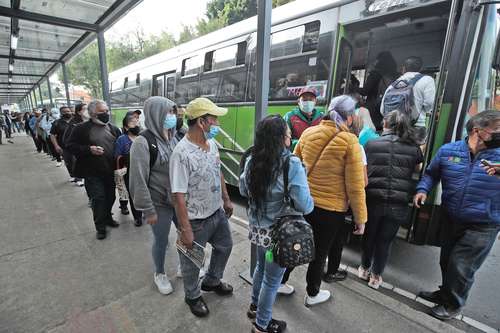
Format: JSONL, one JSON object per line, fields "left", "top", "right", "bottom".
{"left": 38, "top": 85, "right": 43, "bottom": 108}
{"left": 47, "top": 77, "right": 53, "bottom": 108}
{"left": 28, "top": 92, "right": 33, "bottom": 110}
{"left": 61, "top": 62, "right": 71, "bottom": 107}
{"left": 239, "top": 0, "right": 272, "bottom": 285}
{"left": 33, "top": 90, "right": 38, "bottom": 108}
{"left": 97, "top": 30, "right": 111, "bottom": 108}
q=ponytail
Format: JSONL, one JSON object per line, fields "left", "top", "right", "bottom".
{"left": 384, "top": 111, "right": 417, "bottom": 144}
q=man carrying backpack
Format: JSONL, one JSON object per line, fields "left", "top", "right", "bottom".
{"left": 381, "top": 56, "right": 436, "bottom": 144}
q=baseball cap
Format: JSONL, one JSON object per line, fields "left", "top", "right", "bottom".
{"left": 299, "top": 87, "right": 318, "bottom": 98}
{"left": 185, "top": 97, "right": 227, "bottom": 120}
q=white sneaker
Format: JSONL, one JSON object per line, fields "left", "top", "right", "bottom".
{"left": 358, "top": 266, "right": 370, "bottom": 281}
{"left": 68, "top": 177, "right": 76, "bottom": 183}
{"left": 304, "top": 289, "right": 331, "bottom": 307}
{"left": 368, "top": 275, "right": 382, "bottom": 290}
{"left": 277, "top": 283, "right": 295, "bottom": 295}
{"left": 76, "top": 180, "right": 85, "bottom": 187}
{"left": 55, "top": 162, "right": 63, "bottom": 167}
{"left": 154, "top": 273, "right": 173, "bottom": 295}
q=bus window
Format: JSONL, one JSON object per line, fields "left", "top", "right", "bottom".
{"left": 217, "top": 71, "right": 246, "bottom": 102}
{"left": 213, "top": 44, "right": 238, "bottom": 71}
{"left": 182, "top": 56, "right": 201, "bottom": 76}
{"left": 303, "top": 21, "right": 320, "bottom": 53}
{"left": 154, "top": 76, "right": 164, "bottom": 96}
{"left": 166, "top": 76, "right": 175, "bottom": 100}
{"left": 459, "top": 5, "right": 500, "bottom": 139}
{"left": 271, "top": 25, "right": 304, "bottom": 59}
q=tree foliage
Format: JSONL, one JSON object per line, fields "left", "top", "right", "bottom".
{"left": 66, "top": 0, "right": 294, "bottom": 98}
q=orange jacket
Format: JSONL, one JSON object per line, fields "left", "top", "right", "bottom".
{"left": 294, "top": 120, "right": 367, "bottom": 224}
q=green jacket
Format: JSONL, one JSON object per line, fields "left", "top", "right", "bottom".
{"left": 283, "top": 107, "right": 324, "bottom": 151}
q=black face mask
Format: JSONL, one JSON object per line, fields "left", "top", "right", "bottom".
{"left": 96, "top": 112, "right": 110, "bottom": 124}
{"left": 484, "top": 132, "right": 500, "bottom": 149}
{"left": 176, "top": 118, "right": 184, "bottom": 131}
{"left": 128, "top": 126, "right": 140, "bottom": 136}
{"left": 62, "top": 113, "right": 72, "bottom": 120}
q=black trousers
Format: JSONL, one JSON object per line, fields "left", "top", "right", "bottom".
{"left": 326, "top": 221, "right": 353, "bottom": 274}
{"left": 361, "top": 203, "right": 406, "bottom": 275}
{"left": 281, "top": 206, "right": 346, "bottom": 296}
{"left": 46, "top": 137, "right": 61, "bottom": 162}
{"left": 62, "top": 150, "right": 75, "bottom": 178}
{"left": 84, "top": 175, "right": 116, "bottom": 233}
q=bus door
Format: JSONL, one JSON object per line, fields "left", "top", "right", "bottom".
{"left": 331, "top": 29, "right": 354, "bottom": 98}
{"left": 411, "top": 1, "right": 500, "bottom": 246}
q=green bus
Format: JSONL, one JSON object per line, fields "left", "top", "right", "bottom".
{"left": 109, "top": 0, "right": 500, "bottom": 245}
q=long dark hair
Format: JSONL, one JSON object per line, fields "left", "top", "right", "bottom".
{"left": 384, "top": 111, "right": 416, "bottom": 143}
{"left": 246, "top": 115, "right": 288, "bottom": 212}
{"left": 374, "top": 51, "right": 398, "bottom": 76}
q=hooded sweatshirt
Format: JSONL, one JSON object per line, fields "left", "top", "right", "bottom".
{"left": 129, "top": 96, "right": 178, "bottom": 217}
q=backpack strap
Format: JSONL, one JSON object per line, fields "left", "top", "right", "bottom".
{"left": 140, "top": 129, "right": 158, "bottom": 169}
{"left": 408, "top": 73, "right": 424, "bottom": 87}
{"left": 306, "top": 130, "right": 341, "bottom": 177}
{"left": 283, "top": 154, "right": 291, "bottom": 203}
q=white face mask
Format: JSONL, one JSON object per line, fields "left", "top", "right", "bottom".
{"left": 299, "top": 100, "right": 315, "bottom": 114}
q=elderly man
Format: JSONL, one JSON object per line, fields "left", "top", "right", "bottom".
{"left": 66, "top": 100, "right": 121, "bottom": 240}
{"left": 415, "top": 110, "right": 500, "bottom": 320}
{"left": 170, "top": 97, "right": 234, "bottom": 318}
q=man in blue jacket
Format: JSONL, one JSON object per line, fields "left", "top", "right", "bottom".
{"left": 414, "top": 110, "right": 500, "bottom": 320}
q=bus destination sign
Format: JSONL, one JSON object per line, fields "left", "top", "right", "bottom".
{"left": 365, "top": 0, "right": 422, "bottom": 15}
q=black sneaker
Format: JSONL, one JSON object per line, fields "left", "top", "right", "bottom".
{"left": 134, "top": 219, "right": 143, "bottom": 227}
{"left": 247, "top": 303, "right": 257, "bottom": 319}
{"left": 418, "top": 290, "right": 442, "bottom": 304}
{"left": 107, "top": 220, "right": 120, "bottom": 228}
{"left": 201, "top": 281, "right": 233, "bottom": 296}
{"left": 96, "top": 231, "right": 106, "bottom": 240}
{"left": 267, "top": 318, "right": 287, "bottom": 333}
{"left": 185, "top": 296, "right": 209, "bottom": 317}
{"left": 430, "top": 304, "right": 461, "bottom": 321}
{"left": 322, "top": 270, "right": 348, "bottom": 283}
{"left": 120, "top": 207, "right": 130, "bottom": 215}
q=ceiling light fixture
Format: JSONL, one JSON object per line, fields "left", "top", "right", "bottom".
{"left": 8, "top": 77, "right": 12, "bottom": 82}
{"left": 9, "top": 64, "right": 14, "bottom": 71}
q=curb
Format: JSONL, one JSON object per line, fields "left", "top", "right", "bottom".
{"left": 229, "top": 215, "right": 500, "bottom": 333}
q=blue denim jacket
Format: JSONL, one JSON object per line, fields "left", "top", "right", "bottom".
{"left": 239, "top": 150, "right": 314, "bottom": 228}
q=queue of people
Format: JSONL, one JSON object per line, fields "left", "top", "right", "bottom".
{"left": 23, "top": 82, "right": 499, "bottom": 333}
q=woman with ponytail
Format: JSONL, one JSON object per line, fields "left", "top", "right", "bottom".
{"left": 240, "top": 115, "right": 313, "bottom": 333}
{"left": 359, "top": 110, "right": 423, "bottom": 289}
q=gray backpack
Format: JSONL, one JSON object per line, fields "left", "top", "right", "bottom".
{"left": 382, "top": 74, "right": 424, "bottom": 123}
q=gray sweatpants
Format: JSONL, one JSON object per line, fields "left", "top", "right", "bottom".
{"left": 178, "top": 208, "right": 233, "bottom": 300}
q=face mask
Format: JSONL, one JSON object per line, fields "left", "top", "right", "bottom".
{"left": 62, "top": 113, "right": 72, "bottom": 120}
{"left": 176, "top": 117, "right": 184, "bottom": 131}
{"left": 163, "top": 114, "right": 177, "bottom": 129}
{"left": 299, "top": 100, "right": 315, "bottom": 114}
{"left": 484, "top": 132, "right": 500, "bottom": 149}
{"left": 96, "top": 112, "right": 109, "bottom": 124}
{"left": 128, "top": 126, "right": 141, "bottom": 136}
{"left": 204, "top": 124, "right": 220, "bottom": 140}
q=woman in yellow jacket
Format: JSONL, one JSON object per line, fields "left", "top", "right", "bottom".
{"left": 281, "top": 95, "right": 368, "bottom": 307}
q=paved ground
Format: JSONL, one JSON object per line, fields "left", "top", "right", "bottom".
{"left": 0, "top": 135, "right": 486, "bottom": 333}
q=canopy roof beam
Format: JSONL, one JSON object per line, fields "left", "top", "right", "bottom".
{"left": 0, "top": 54, "right": 60, "bottom": 63}
{"left": 0, "top": 6, "right": 98, "bottom": 32}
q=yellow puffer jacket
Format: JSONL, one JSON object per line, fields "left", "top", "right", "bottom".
{"left": 294, "top": 120, "right": 367, "bottom": 224}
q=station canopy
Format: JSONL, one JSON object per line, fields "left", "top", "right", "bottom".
{"left": 0, "top": 0, "right": 143, "bottom": 106}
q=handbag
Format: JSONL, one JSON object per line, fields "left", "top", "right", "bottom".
{"left": 114, "top": 155, "right": 129, "bottom": 201}
{"left": 270, "top": 155, "right": 315, "bottom": 268}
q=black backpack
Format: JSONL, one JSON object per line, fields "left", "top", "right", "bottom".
{"left": 270, "top": 155, "right": 315, "bottom": 268}
{"left": 140, "top": 129, "right": 158, "bottom": 169}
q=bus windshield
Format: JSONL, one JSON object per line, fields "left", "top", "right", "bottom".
{"left": 460, "top": 4, "right": 500, "bottom": 138}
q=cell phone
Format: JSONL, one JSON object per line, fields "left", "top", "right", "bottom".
{"left": 480, "top": 159, "right": 492, "bottom": 167}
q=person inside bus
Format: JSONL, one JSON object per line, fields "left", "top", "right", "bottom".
{"left": 414, "top": 110, "right": 500, "bottom": 320}
{"left": 359, "top": 111, "right": 423, "bottom": 289}
{"left": 280, "top": 95, "right": 367, "bottom": 306}
{"left": 283, "top": 87, "right": 323, "bottom": 152}
{"left": 380, "top": 56, "right": 436, "bottom": 145}
{"left": 240, "top": 115, "right": 313, "bottom": 333}
{"left": 356, "top": 51, "right": 399, "bottom": 131}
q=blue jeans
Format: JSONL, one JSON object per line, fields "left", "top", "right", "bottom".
{"left": 149, "top": 205, "right": 175, "bottom": 274}
{"left": 439, "top": 215, "right": 500, "bottom": 308}
{"left": 178, "top": 208, "right": 233, "bottom": 300}
{"left": 252, "top": 245, "right": 286, "bottom": 329}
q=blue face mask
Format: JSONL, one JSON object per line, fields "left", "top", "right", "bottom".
{"left": 163, "top": 114, "right": 177, "bottom": 129}
{"left": 205, "top": 125, "right": 220, "bottom": 140}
